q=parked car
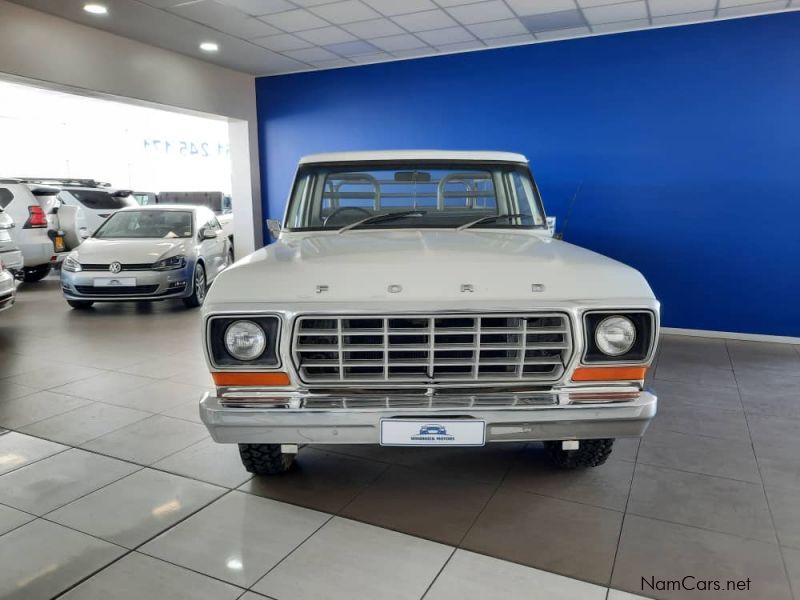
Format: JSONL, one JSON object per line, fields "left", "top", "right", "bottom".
{"left": 157, "top": 191, "right": 234, "bottom": 249}
{"left": 0, "top": 179, "right": 81, "bottom": 282}
{"left": 0, "top": 206, "right": 23, "bottom": 277}
{"left": 198, "top": 150, "right": 660, "bottom": 475}
{"left": 0, "top": 258, "right": 16, "bottom": 313}
{"left": 60, "top": 205, "right": 232, "bottom": 309}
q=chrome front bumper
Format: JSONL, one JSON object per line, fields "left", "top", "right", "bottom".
{"left": 199, "top": 389, "right": 657, "bottom": 444}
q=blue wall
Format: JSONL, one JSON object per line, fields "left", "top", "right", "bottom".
{"left": 255, "top": 12, "right": 800, "bottom": 337}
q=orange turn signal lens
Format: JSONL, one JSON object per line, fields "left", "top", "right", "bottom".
{"left": 571, "top": 366, "right": 648, "bottom": 382}
{"left": 212, "top": 372, "right": 291, "bottom": 387}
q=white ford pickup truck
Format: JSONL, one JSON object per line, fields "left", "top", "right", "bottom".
{"left": 199, "top": 151, "right": 659, "bottom": 475}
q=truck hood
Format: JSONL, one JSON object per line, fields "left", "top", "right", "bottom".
{"left": 207, "top": 230, "right": 655, "bottom": 306}
{"left": 73, "top": 238, "right": 188, "bottom": 264}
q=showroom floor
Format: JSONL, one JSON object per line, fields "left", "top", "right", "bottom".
{"left": 1, "top": 277, "right": 799, "bottom": 600}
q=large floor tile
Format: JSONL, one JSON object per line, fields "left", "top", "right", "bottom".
{"left": 153, "top": 437, "right": 252, "bottom": 488}
{"left": 0, "top": 519, "right": 126, "bottom": 600}
{"left": 0, "top": 503, "right": 34, "bottom": 535}
{"left": 757, "top": 448, "right": 800, "bottom": 492}
{"left": 657, "top": 336, "right": 731, "bottom": 369}
{"left": 747, "top": 413, "right": 800, "bottom": 455}
{"left": 502, "top": 445, "right": 634, "bottom": 511}
{"left": 81, "top": 414, "right": 208, "bottom": 465}
{"left": 253, "top": 517, "right": 452, "bottom": 600}
{"left": 2, "top": 362, "right": 105, "bottom": 392}
{"left": 340, "top": 464, "right": 495, "bottom": 545}
{"left": 0, "top": 380, "right": 36, "bottom": 402}
{"left": 47, "top": 468, "right": 225, "bottom": 548}
{"left": 59, "top": 552, "right": 242, "bottom": 600}
{"left": 116, "top": 355, "right": 203, "bottom": 380}
{"left": 378, "top": 442, "right": 523, "bottom": 485}
{"left": 653, "top": 379, "right": 743, "bottom": 412}
{"left": 612, "top": 515, "right": 792, "bottom": 600}
{"left": 0, "top": 430, "right": 67, "bottom": 475}
{"left": 782, "top": 546, "right": 800, "bottom": 600}
{"left": 628, "top": 463, "right": 776, "bottom": 542}
{"left": 160, "top": 399, "right": 204, "bottom": 423}
{"left": 0, "top": 390, "right": 91, "bottom": 429}
{"left": 727, "top": 339, "right": 800, "bottom": 373}
{"left": 654, "top": 359, "right": 737, "bottom": 388}
{"left": 142, "top": 491, "right": 329, "bottom": 587}
{"left": 462, "top": 487, "right": 623, "bottom": 585}
{"left": 240, "top": 447, "right": 387, "bottom": 513}
{"left": 0, "top": 448, "right": 139, "bottom": 515}
{"left": 51, "top": 371, "right": 158, "bottom": 402}
{"left": 425, "top": 549, "right": 606, "bottom": 600}
{"left": 637, "top": 427, "right": 760, "bottom": 483}
{"left": 20, "top": 401, "right": 150, "bottom": 446}
{"left": 647, "top": 401, "right": 749, "bottom": 441}
{"left": 101, "top": 379, "right": 207, "bottom": 414}
{"left": 764, "top": 486, "right": 800, "bottom": 550}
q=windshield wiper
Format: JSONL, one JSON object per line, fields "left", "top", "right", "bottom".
{"left": 337, "top": 210, "right": 427, "bottom": 233}
{"left": 456, "top": 213, "right": 530, "bottom": 231}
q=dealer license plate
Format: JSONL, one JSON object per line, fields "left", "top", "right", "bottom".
{"left": 93, "top": 277, "right": 136, "bottom": 287}
{"left": 380, "top": 419, "right": 485, "bottom": 447}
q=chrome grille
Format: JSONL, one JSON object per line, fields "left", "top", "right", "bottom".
{"left": 292, "top": 313, "right": 572, "bottom": 384}
{"left": 80, "top": 263, "right": 154, "bottom": 271}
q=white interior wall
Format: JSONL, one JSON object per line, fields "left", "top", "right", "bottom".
{"left": 0, "top": 0, "right": 262, "bottom": 254}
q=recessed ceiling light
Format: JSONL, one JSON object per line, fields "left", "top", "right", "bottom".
{"left": 199, "top": 42, "right": 219, "bottom": 53}
{"left": 83, "top": 3, "right": 108, "bottom": 15}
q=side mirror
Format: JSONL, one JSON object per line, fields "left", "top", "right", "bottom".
{"left": 546, "top": 216, "right": 557, "bottom": 237}
{"left": 266, "top": 219, "right": 282, "bottom": 242}
{"left": 201, "top": 228, "right": 217, "bottom": 240}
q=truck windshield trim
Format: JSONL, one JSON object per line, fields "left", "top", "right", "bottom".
{"left": 284, "top": 161, "right": 547, "bottom": 232}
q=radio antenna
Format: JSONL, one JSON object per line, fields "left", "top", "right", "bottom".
{"left": 556, "top": 181, "right": 583, "bottom": 241}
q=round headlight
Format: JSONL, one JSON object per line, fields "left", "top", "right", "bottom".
{"left": 595, "top": 316, "right": 636, "bottom": 356}
{"left": 224, "top": 320, "right": 266, "bottom": 361}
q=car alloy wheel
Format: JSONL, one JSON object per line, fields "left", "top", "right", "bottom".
{"left": 195, "top": 266, "right": 206, "bottom": 303}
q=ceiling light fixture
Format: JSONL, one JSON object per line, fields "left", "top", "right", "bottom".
{"left": 199, "top": 42, "right": 219, "bottom": 53}
{"left": 83, "top": 3, "right": 108, "bottom": 15}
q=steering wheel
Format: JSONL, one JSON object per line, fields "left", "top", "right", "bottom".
{"left": 322, "top": 206, "right": 371, "bottom": 228}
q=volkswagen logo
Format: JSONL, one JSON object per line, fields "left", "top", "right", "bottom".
{"left": 109, "top": 262, "right": 122, "bottom": 274}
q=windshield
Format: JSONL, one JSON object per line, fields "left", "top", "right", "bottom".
{"left": 64, "top": 190, "right": 133, "bottom": 210}
{"left": 94, "top": 210, "right": 193, "bottom": 239}
{"left": 284, "top": 162, "right": 546, "bottom": 231}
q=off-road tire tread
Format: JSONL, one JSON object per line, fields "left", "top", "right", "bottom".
{"left": 238, "top": 443, "right": 295, "bottom": 475}
{"left": 544, "top": 438, "right": 614, "bottom": 469}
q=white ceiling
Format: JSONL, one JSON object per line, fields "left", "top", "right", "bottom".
{"left": 9, "top": 0, "right": 799, "bottom": 76}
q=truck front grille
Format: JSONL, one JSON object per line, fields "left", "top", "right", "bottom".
{"left": 292, "top": 313, "right": 572, "bottom": 384}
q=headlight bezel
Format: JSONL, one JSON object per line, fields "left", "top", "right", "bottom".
{"left": 152, "top": 255, "right": 186, "bottom": 271}
{"left": 62, "top": 255, "right": 82, "bottom": 272}
{"left": 582, "top": 310, "right": 655, "bottom": 364}
{"left": 207, "top": 314, "right": 282, "bottom": 369}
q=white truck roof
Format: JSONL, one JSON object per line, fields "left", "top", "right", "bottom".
{"left": 299, "top": 150, "right": 528, "bottom": 164}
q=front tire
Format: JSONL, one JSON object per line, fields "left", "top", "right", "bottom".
{"left": 238, "top": 443, "right": 295, "bottom": 475}
{"left": 22, "top": 264, "right": 51, "bottom": 283}
{"left": 544, "top": 438, "right": 615, "bottom": 469}
{"left": 67, "top": 300, "right": 94, "bottom": 309}
{"left": 182, "top": 263, "right": 206, "bottom": 308}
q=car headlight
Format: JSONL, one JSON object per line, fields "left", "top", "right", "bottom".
{"left": 224, "top": 320, "right": 267, "bottom": 361}
{"left": 153, "top": 255, "right": 186, "bottom": 271}
{"left": 594, "top": 315, "right": 636, "bottom": 356}
{"left": 63, "top": 256, "right": 82, "bottom": 272}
